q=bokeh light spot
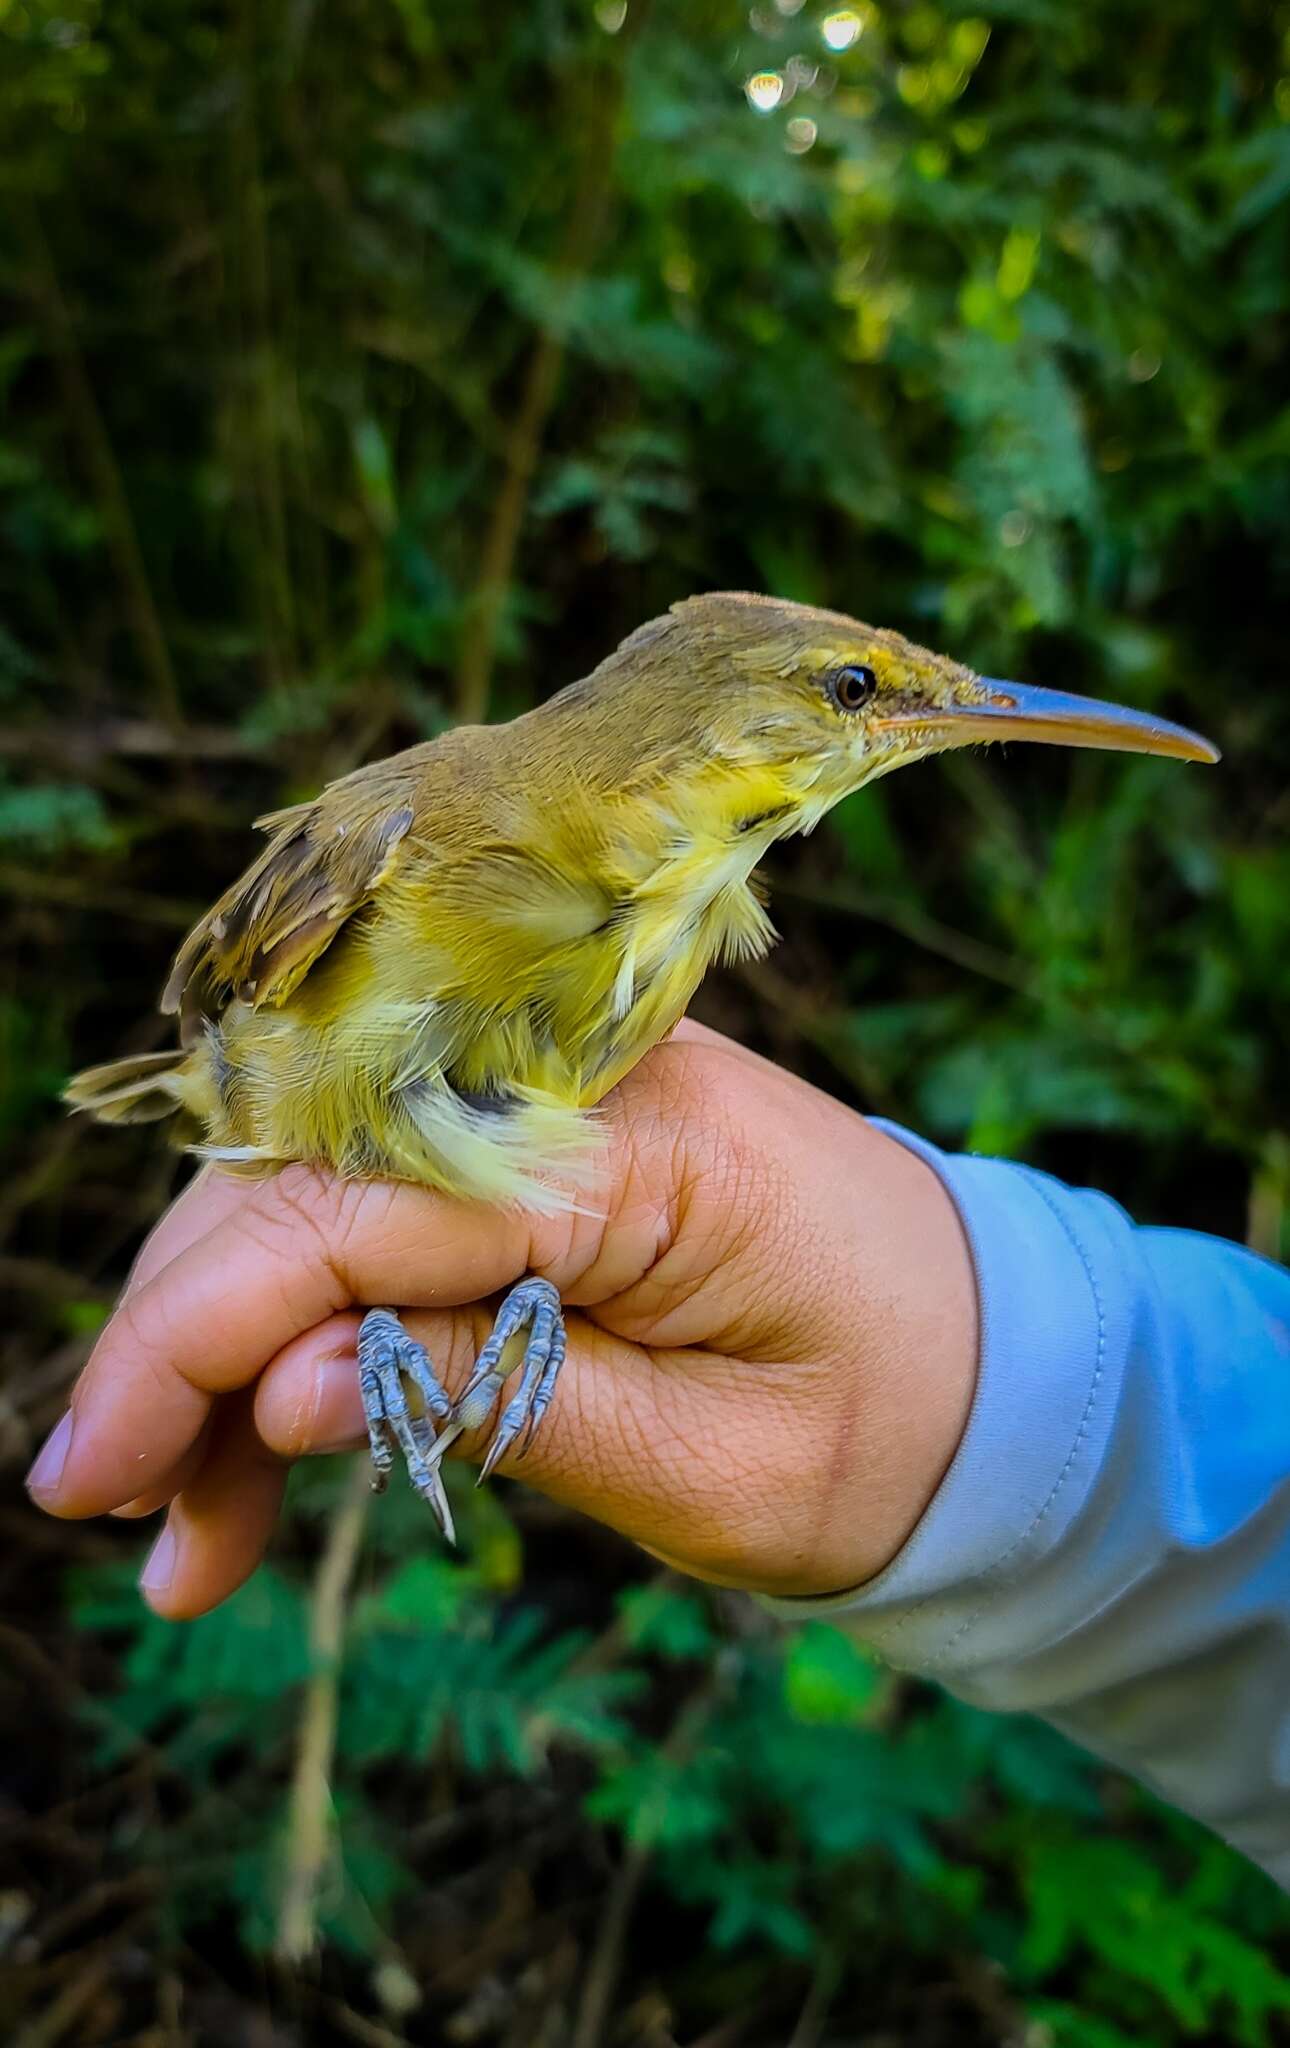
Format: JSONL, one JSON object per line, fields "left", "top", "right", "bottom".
{"left": 822, "top": 10, "right": 861, "bottom": 52}
{"left": 746, "top": 69, "right": 786, "bottom": 112}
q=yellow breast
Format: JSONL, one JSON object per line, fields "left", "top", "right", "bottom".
{"left": 191, "top": 761, "right": 798, "bottom": 1208}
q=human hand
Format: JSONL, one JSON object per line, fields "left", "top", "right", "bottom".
{"left": 26, "top": 1023, "right": 977, "bottom": 1617}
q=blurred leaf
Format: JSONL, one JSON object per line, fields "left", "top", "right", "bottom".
{"left": 0, "top": 777, "right": 113, "bottom": 852}
{"left": 783, "top": 1624, "right": 883, "bottom": 1725}
{"left": 617, "top": 1580, "right": 715, "bottom": 1661}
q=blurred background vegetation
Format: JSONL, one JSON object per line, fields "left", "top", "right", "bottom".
{"left": 3, "top": 0, "right": 1290, "bottom": 2041}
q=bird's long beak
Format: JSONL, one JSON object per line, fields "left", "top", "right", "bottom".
{"left": 877, "top": 678, "right": 1220, "bottom": 765}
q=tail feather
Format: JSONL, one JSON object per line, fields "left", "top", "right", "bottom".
{"left": 64, "top": 1049, "right": 190, "bottom": 1126}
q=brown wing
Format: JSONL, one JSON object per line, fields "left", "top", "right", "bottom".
{"left": 162, "top": 756, "right": 420, "bottom": 1044}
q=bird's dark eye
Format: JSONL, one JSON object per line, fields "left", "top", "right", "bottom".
{"left": 828, "top": 664, "right": 878, "bottom": 713}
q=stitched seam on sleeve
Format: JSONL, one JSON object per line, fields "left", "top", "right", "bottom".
{"left": 915, "top": 1175, "right": 1109, "bottom": 1673}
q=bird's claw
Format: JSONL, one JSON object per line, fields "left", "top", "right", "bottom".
{"left": 356, "top": 1280, "right": 567, "bottom": 1538}
{"left": 454, "top": 1276, "right": 567, "bottom": 1487}
{"left": 357, "top": 1307, "right": 457, "bottom": 1543}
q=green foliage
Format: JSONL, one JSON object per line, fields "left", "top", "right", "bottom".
{"left": 342, "top": 1564, "right": 642, "bottom": 1771}
{"left": 69, "top": 1535, "right": 1290, "bottom": 2040}
{"left": 616, "top": 1576, "right": 716, "bottom": 1659}
{"left": 6, "top": 0, "right": 1290, "bottom": 2035}
{"left": 70, "top": 1559, "right": 311, "bottom": 1769}
{"left": 782, "top": 1618, "right": 885, "bottom": 1723}
{"left": 0, "top": 774, "right": 112, "bottom": 853}
{"left": 1015, "top": 1830, "right": 1290, "bottom": 2043}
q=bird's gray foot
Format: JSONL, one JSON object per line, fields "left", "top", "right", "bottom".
{"left": 453, "top": 1276, "right": 567, "bottom": 1485}
{"left": 357, "top": 1307, "right": 457, "bottom": 1542}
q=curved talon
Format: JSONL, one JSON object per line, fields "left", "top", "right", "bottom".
{"left": 461, "top": 1276, "right": 567, "bottom": 1486}
{"left": 357, "top": 1307, "right": 457, "bottom": 1542}
{"left": 519, "top": 1317, "right": 566, "bottom": 1457}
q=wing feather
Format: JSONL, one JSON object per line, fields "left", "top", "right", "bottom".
{"left": 162, "top": 767, "right": 417, "bottom": 1041}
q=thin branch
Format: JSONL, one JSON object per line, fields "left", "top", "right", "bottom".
{"left": 786, "top": 1951, "right": 841, "bottom": 2048}
{"left": 14, "top": 1952, "right": 117, "bottom": 2048}
{"left": 232, "top": 0, "right": 297, "bottom": 692}
{"left": 0, "top": 719, "right": 266, "bottom": 765}
{"left": 0, "top": 862, "right": 199, "bottom": 928}
{"left": 31, "top": 1874, "right": 156, "bottom": 1961}
{"left": 453, "top": 11, "right": 646, "bottom": 725}
{"left": 1247, "top": 1133, "right": 1288, "bottom": 1257}
{"left": 571, "top": 1668, "right": 721, "bottom": 2048}
{"left": 275, "top": 1459, "right": 372, "bottom": 1964}
{"left": 15, "top": 208, "right": 181, "bottom": 726}
{"left": 569, "top": 1841, "right": 653, "bottom": 2048}
{"left": 771, "top": 872, "right": 1031, "bottom": 993}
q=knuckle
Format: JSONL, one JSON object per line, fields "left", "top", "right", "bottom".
{"left": 234, "top": 1166, "right": 364, "bottom": 1305}
{"left": 271, "top": 1163, "right": 359, "bottom": 1243}
{"left": 529, "top": 1199, "right": 593, "bottom": 1288}
{"left": 107, "top": 1289, "right": 171, "bottom": 1383}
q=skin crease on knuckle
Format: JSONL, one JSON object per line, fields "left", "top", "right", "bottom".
{"left": 571, "top": 1049, "right": 756, "bottom": 1347}
{"left": 535, "top": 1076, "right": 691, "bottom": 1314}
{"left": 239, "top": 1165, "right": 369, "bottom": 1298}
{"left": 122, "top": 1163, "right": 252, "bottom": 1302}
{"left": 84, "top": 1289, "right": 209, "bottom": 1464}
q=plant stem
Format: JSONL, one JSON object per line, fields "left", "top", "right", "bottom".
{"left": 275, "top": 1459, "right": 372, "bottom": 1964}
{"left": 16, "top": 208, "right": 181, "bottom": 726}
{"left": 233, "top": 0, "right": 297, "bottom": 695}
{"left": 571, "top": 1666, "right": 720, "bottom": 2048}
{"left": 453, "top": 12, "right": 645, "bottom": 725}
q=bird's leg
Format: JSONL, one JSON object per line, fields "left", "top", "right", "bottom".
{"left": 357, "top": 1308, "right": 457, "bottom": 1542}
{"left": 430, "top": 1276, "right": 567, "bottom": 1486}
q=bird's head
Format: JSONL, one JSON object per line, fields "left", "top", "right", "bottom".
{"left": 592, "top": 592, "right": 1218, "bottom": 829}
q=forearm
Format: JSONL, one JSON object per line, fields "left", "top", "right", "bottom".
{"left": 769, "top": 1132, "right": 1290, "bottom": 1887}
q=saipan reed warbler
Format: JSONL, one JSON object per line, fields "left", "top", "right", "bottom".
{"left": 66, "top": 592, "right": 1218, "bottom": 1539}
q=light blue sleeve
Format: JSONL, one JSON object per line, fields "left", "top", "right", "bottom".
{"left": 767, "top": 1126, "right": 1290, "bottom": 1887}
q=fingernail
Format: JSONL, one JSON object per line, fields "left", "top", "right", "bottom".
{"left": 140, "top": 1522, "right": 177, "bottom": 1598}
{"left": 26, "top": 1411, "right": 74, "bottom": 1499}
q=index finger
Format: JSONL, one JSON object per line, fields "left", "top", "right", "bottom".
{"left": 121, "top": 1164, "right": 259, "bottom": 1299}
{"left": 31, "top": 1165, "right": 540, "bottom": 1519}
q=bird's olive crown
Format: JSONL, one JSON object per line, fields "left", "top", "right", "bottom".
{"left": 627, "top": 590, "right": 988, "bottom": 731}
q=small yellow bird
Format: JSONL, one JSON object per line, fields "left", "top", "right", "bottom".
{"left": 66, "top": 592, "right": 1218, "bottom": 1537}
